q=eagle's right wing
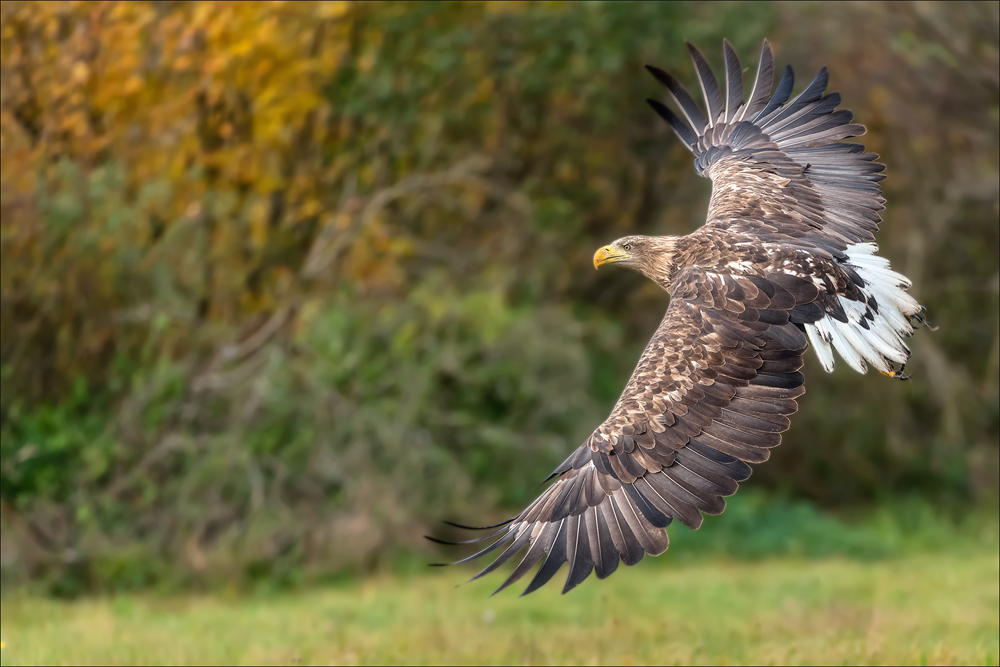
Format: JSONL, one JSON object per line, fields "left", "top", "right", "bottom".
{"left": 432, "top": 267, "right": 819, "bottom": 596}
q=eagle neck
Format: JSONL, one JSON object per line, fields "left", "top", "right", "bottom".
{"left": 644, "top": 236, "right": 680, "bottom": 290}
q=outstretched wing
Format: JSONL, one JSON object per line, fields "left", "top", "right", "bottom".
{"left": 433, "top": 267, "right": 818, "bottom": 596}
{"left": 648, "top": 40, "right": 923, "bottom": 376}
{"left": 646, "top": 39, "right": 883, "bottom": 253}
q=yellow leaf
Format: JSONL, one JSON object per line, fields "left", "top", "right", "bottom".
{"left": 71, "top": 61, "right": 90, "bottom": 83}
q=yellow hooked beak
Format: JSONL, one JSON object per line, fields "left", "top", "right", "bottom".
{"left": 593, "top": 245, "right": 630, "bottom": 269}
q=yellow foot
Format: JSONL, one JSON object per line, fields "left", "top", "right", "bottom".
{"left": 879, "top": 364, "right": 909, "bottom": 380}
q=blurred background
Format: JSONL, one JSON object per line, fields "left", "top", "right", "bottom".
{"left": 0, "top": 0, "right": 997, "bottom": 602}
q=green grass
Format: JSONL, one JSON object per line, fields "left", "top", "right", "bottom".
{"left": 2, "top": 546, "right": 997, "bottom": 665}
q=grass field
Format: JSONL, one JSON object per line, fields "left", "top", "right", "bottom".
{"left": 1, "top": 545, "right": 997, "bottom": 666}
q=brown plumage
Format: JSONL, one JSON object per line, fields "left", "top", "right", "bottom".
{"left": 430, "top": 39, "right": 926, "bottom": 596}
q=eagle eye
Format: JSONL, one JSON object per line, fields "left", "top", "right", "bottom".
{"left": 623, "top": 243, "right": 632, "bottom": 252}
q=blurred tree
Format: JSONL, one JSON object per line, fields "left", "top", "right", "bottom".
{"left": 0, "top": 1, "right": 995, "bottom": 592}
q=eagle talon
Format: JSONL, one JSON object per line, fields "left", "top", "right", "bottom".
{"left": 880, "top": 363, "right": 908, "bottom": 380}
{"left": 910, "top": 309, "right": 938, "bottom": 331}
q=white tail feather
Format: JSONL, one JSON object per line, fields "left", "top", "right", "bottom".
{"left": 808, "top": 244, "right": 922, "bottom": 374}
{"left": 805, "top": 323, "right": 836, "bottom": 372}
{"left": 823, "top": 317, "right": 868, "bottom": 373}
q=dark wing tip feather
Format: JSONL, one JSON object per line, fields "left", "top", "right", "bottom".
{"left": 468, "top": 527, "right": 533, "bottom": 584}
{"left": 443, "top": 518, "right": 514, "bottom": 530}
{"left": 644, "top": 64, "right": 684, "bottom": 96}
{"left": 520, "top": 522, "right": 569, "bottom": 597}
{"left": 490, "top": 528, "right": 553, "bottom": 596}
{"left": 424, "top": 526, "right": 507, "bottom": 546}
{"left": 561, "top": 516, "right": 595, "bottom": 594}
{"left": 644, "top": 63, "right": 669, "bottom": 83}
{"left": 645, "top": 64, "right": 707, "bottom": 134}
{"left": 721, "top": 38, "right": 743, "bottom": 122}
{"left": 686, "top": 41, "right": 724, "bottom": 125}
{"left": 739, "top": 39, "right": 775, "bottom": 121}
{"left": 754, "top": 64, "right": 794, "bottom": 121}
{"left": 647, "top": 99, "right": 699, "bottom": 153}
{"left": 444, "top": 533, "right": 518, "bottom": 567}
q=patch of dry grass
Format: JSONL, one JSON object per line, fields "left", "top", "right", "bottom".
{"left": 1, "top": 549, "right": 997, "bottom": 665}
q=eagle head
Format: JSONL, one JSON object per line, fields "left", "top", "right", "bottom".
{"left": 593, "top": 235, "right": 678, "bottom": 287}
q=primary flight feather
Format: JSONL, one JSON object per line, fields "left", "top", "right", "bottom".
{"left": 430, "top": 39, "right": 926, "bottom": 596}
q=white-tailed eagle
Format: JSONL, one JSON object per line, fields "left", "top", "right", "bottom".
{"left": 430, "top": 40, "right": 926, "bottom": 596}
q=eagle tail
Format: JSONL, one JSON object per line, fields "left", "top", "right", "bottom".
{"left": 804, "top": 243, "right": 922, "bottom": 374}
